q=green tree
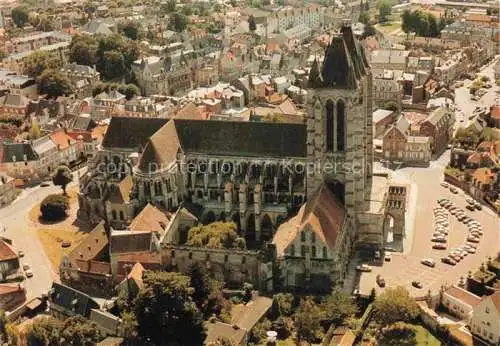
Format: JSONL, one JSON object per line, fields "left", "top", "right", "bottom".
{"left": 118, "top": 84, "right": 140, "bottom": 100}
{"left": 187, "top": 222, "right": 245, "bottom": 249}
{"left": 376, "top": 322, "right": 417, "bottom": 345}
{"left": 133, "top": 271, "right": 206, "bottom": 345}
{"left": 308, "top": 58, "right": 321, "bottom": 88}
{"left": 119, "top": 20, "right": 141, "bottom": 40}
{"left": 37, "top": 69, "right": 73, "bottom": 98}
{"left": 29, "top": 119, "right": 41, "bottom": 140}
{"left": 274, "top": 293, "right": 294, "bottom": 316}
{"left": 22, "top": 51, "right": 61, "bottom": 78}
{"left": 26, "top": 316, "right": 62, "bottom": 346}
{"left": 11, "top": 6, "right": 29, "bottom": 28}
{"left": 189, "top": 263, "right": 211, "bottom": 311}
{"left": 118, "top": 311, "right": 138, "bottom": 342}
{"left": 373, "top": 286, "right": 419, "bottom": 326}
{"left": 248, "top": 15, "right": 257, "bottom": 32}
{"left": 359, "top": 11, "right": 370, "bottom": 25}
{"left": 40, "top": 194, "right": 69, "bottom": 221}
{"left": 321, "top": 289, "right": 357, "bottom": 326}
{"left": 161, "top": 0, "right": 176, "bottom": 14}
{"left": 101, "top": 50, "right": 126, "bottom": 80}
{"left": 60, "top": 316, "right": 104, "bottom": 345}
{"left": 295, "top": 297, "right": 323, "bottom": 343}
{"left": 69, "top": 41, "right": 95, "bottom": 66}
{"left": 52, "top": 165, "right": 73, "bottom": 195}
{"left": 377, "top": 0, "right": 392, "bottom": 23}
{"left": 168, "top": 12, "right": 188, "bottom": 33}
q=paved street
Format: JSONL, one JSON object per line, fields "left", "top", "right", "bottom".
{"left": 454, "top": 56, "right": 499, "bottom": 129}
{"left": 357, "top": 151, "right": 499, "bottom": 298}
{"left": 0, "top": 169, "right": 83, "bottom": 302}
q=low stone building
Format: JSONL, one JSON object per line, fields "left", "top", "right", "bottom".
{"left": 0, "top": 284, "right": 26, "bottom": 311}
{"left": 441, "top": 285, "right": 481, "bottom": 320}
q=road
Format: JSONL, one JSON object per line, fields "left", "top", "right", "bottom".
{"left": 454, "top": 56, "right": 499, "bottom": 129}
{"left": 357, "top": 151, "right": 500, "bottom": 297}
{"left": 0, "top": 169, "right": 84, "bottom": 302}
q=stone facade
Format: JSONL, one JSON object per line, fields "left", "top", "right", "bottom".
{"left": 77, "top": 23, "right": 390, "bottom": 293}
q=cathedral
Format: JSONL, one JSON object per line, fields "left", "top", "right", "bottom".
{"left": 77, "top": 23, "right": 393, "bottom": 292}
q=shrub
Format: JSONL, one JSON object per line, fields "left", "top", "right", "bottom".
{"left": 40, "top": 194, "right": 69, "bottom": 221}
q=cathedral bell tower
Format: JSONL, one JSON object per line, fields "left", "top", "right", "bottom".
{"left": 306, "top": 21, "right": 373, "bottom": 217}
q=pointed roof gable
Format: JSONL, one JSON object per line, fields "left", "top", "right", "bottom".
{"left": 318, "top": 23, "right": 368, "bottom": 89}
{"left": 273, "top": 184, "right": 346, "bottom": 256}
{"left": 129, "top": 204, "right": 170, "bottom": 236}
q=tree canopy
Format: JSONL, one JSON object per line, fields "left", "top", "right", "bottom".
{"left": 294, "top": 297, "right": 323, "bottom": 343}
{"left": 26, "top": 316, "right": 63, "bottom": 346}
{"left": 22, "top": 51, "right": 61, "bottom": 78}
{"left": 168, "top": 12, "right": 188, "bottom": 33}
{"left": 133, "top": 271, "right": 206, "bottom": 345}
{"left": 321, "top": 289, "right": 358, "bottom": 327}
{"left": 373, "top": 286, "right": 419, "bottom": 326}
{"left": 11, "top": 6, "right": 29, "bottom": 28}
{"left": 37, "top": 69, "right": 73, "bottom": 98}
{"left": 118, "top": 20, "right": 142, "bottom": 40}
{"left": 69, "top": 34, "right": 139, "bottom": 81}
{"left": 248, "top": 15, "right": 257, "bottom": 32}
{"left": 187, "top": 222, "right": 246, "bottom": 249}
{"left": 377, "top": 0, "right": 392, "bottom": 23}
{"left": 401, "top": 10, "right": 450, "bottom": 37}
{"left": 61, "top": 316, "right": 104, "bottom": 345}
{"left": 52, "top": 165, "right": 73, "bottom": 195}
{"left": 40, "top": 194, "right": 69, "bottom": 221}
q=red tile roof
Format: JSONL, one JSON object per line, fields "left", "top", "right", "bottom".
{"left": 445, "top": 286, "right": 481, "bottom": 308}
{"left": 472, "top": 167, "right": 496, "bottom": 185}
{"left": 0, "top": 240, "right": 17, "bottom": 261}
{"left": 272, "top": 184, "right": 346, "bottom": 256}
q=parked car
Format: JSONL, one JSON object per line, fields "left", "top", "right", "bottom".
{"left": 441, "top": 257, "right": 457, "bottom": 265}
{"left": 384, "top": 253, "right": 392, "bottom": 261}
{"left": 18, "top": 251, "right": 24, "bottom": 258}
{"left": 440, "top": 182, "right": 449, "bottom": 188}
{"left": 450, "top": 187, "right": 458, "bottom": 194}
{"left": 376, "top": 275, "right": 386, "bottom": 287}
{"left": 23, "top": 264, "right": 30, "bottom": 271}
{"left": 40, "top": 182, "right": 50, "bottom": 187}
{"left": 466, "top": 205, "right": 475, "bottom": 211}
{"left": 412, "top": 280, "right": 423, "bottom": 289}
{"left": 356, "top": 264, "right": 372, "bottom": 272}
{"left": 432, "top": 244, "right": 447, "bottom": 250}
{"left": 421, "top": 258, "right": 436, "bottom": 267}
{"left": 431, "top": 237, "right": 447, "bottom": 243}
{"left": 474, "top": 203, "right": 482, "bottom": 211}
{"left": 25, "top": 269, "right": 33, "bottom": 278}
{"left": 467, "top": 236, "right": 480, "bottom": 243}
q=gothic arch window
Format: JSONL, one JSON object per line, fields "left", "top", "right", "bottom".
{"left": 336, "top": 99, "right": 346, "bottom": 152}
{"left": 323, "top": 246, "right": 328, "bottom": 258}
{"left": 325, "top": 99, "right": 334, "bottom": 152}
{"left": 112, "top": 210, "right": 117, "bottom": 220}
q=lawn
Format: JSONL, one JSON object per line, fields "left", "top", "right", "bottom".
{"left": 38, "top": 228, "right": 88, "bottom": 268}
{"left": 413, "top": 325, "right": 441, "bottom": 346}
{"left": 29, "top": 186, "right": 92, "bottom": 269}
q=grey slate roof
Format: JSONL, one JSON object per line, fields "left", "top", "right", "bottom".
{"left": 1, "top": 142, "right": 38, "bottom": 163}
{"left": 49, "top": 282, "right": 100, "bottom": 318}
{"left": 102, "top": 117, "right": 168, "bottom": 150}
{"left": 173, "top": 119, "right": 307, "bottom": 158}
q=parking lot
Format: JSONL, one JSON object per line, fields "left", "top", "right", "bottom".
{"left": 357, "top": 161, "right": 499, "bottom": 298}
